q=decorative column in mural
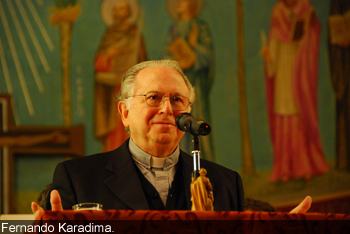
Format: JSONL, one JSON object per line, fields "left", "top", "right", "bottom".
{"left": 236, "top": 0, "right": 254, "bottom": 175}
{"left": 49, "top": 0, "right": 81, "bottom": 126}
{"left": 328, "top": 0, "right": 350, "bottom": 171}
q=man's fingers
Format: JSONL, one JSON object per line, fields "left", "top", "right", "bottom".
{"left": 31, "top": 201, "right": 40, "bottom": 213}
{"left": 32, "top": 190, "right": 63, "bottom": 221}
{"left": 50, "top": 190, "right": 64, "bottom": 211}
{"left": 290, "top": 196, "right": 312, "bottom": 213}
{"left": 31, "top": 202, "right": 44, "bottom": 220}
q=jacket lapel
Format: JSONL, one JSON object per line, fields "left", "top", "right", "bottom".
{"left": 104, "top": 140, "right": 149, "bottom": 210}
{"left": 181, "top": 151, "right": 194, "bottom": 210}
{"left": 103, "top": 141, "right": 194, "bottom": 210}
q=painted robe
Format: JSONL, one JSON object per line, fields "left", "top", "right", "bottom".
{"left": 163, "top": 18, "right": 215, "bottom": 161}
{"left": 264, "top": 0, "right": 329, "bottom": 182}
{"left": 94, "top": 21, "right": 147, "bottom": 152}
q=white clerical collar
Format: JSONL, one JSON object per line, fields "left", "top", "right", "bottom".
{"left": 129, "top": 138, "right": 179, "bottom": 170}
{"left": 151, "top": 157, "right": 165, "bottom": 168}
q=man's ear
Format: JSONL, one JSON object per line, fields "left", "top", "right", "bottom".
{"left": 118, "top": 101, "right": 129, "bottom": 129}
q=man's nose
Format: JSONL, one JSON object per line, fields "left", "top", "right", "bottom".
{"left": 160, "top": 97, "right": 173, "bottom": 114}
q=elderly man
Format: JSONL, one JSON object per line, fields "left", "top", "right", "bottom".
{"left": 32, "top": 60, "right": 311, "bottom": 217}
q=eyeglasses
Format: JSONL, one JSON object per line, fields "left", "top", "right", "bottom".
{"left": 127, "top": 91, "right": 191, "bottom": 111}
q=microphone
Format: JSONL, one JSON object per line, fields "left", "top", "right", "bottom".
{"left": 176, "top": 113, "right": 211, "bottom": 136}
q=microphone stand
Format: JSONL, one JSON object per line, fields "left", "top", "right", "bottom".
{"left": 175, "top": 113, "right": 211, "bottom": 181}
{"left": 192, "top": 135, "right": 200, "bottom": 180}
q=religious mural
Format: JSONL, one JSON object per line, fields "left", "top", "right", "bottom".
{"left": 0, "top": 0, "right": 349, "bottom": 214}
{"left": 162, "top": 0, "right": 215, "bottom": 162}
{"left": 94, "top": 0, "right": 147, "bottom": 152}
{"left": 50, "top": 0, "right": 81, "bottom": 126}
{"left": 0, "top": 0, "right": 84, "bottom": 214}
{"left": 261, "top": 0, "right": 329, "bottom": 183}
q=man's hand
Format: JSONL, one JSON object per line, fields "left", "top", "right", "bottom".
{"left": 289, "top": 196, "right": 312, "bottom": 213}
{"left": 50, "top": 190, "right": 63, "bottom": 211}
{"left": 31, "top": 190, "right": 63, "bottom": 220}
{"left": 31, "top": 202, "right": 44, "bottom": 220}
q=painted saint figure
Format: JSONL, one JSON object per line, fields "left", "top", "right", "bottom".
{"left": 162, "top": 0, "right": 215, "bottom": 161}
{"left": 94, "top": 0, "right": 147, "bottom": 152}
{"left": 261, "top": 0, "right": 329, "bottom": 183}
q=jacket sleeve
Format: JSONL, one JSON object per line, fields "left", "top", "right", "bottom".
{"left": 45, "top": 162, "right": 77, "bottom": 210}
{"left": 234, "top": 171, "right": 245, "bottom": 211}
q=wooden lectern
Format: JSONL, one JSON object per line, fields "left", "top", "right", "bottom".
{"left": 35, "top": 210, "right": 350, "bottom": 233}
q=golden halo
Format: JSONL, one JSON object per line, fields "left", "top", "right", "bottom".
{"left": 100, "top": 0, "right": 140, "bottom": 26}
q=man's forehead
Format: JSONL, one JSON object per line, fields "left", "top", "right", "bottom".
{"left": 137, "top": 65, "right": 181, "bottom": 75}
{"left": 133, "top": 66, "right": 189, "bottom": 95}
{"left": 135, "top": 66, "right": 184, "bottom": 83}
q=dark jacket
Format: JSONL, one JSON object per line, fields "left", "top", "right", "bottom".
{"left": 46, "top": 139, "right": 244, "bottom": 211}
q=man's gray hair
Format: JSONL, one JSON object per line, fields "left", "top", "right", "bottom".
{"left": 116, "top": 60, "right": 195, "bottom": 133}
{"left": 117, "top": 60, "right": 195, "bottom": 106}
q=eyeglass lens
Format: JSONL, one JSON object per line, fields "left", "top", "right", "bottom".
{"left": 145, "top": 92, "right": 189, "bottom": 110}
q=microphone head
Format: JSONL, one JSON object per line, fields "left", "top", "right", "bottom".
{"left": 197, "top": 121, "right": 211, "bottom": 136}
{"left": 176, "top": 113, "right": 211, "bottom": 136}
{"left": 175, "top": 113, "right": 192, "bottom": 132}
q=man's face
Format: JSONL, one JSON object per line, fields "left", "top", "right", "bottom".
{"left": 119, "top": 66, "right": 191, "bottom": 155}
